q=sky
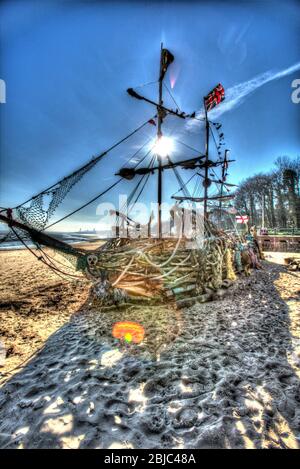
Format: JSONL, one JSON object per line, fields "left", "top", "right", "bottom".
{"left": 0, "top": 0, "right": 299, "bottom": 231}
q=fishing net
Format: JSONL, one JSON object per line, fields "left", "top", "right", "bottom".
{"left": 16, "top": 160, "right": 97, "bottom": 231}
{"left": 0, "top": 229, "right": 14, "bottom": 245}
{"left": 10, "top": 224, "right": 84, "bottom": 280}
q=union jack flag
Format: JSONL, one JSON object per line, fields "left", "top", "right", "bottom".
{"left": 204, "top": 83, "right": 225, "bottom": 112}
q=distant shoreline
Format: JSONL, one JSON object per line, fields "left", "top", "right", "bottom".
{"left": 0, "top": 232, "right": 108, "bottom": 251}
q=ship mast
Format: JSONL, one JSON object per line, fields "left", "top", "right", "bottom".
{"left": 157, "top": 43, "right": 164, "bottom": 239}
{"left": 218, "top": 157, "right": 224, "bottom": 226}
{"left": 203, "top": 98, "right": 210, "bottom": 220}
{"left": 122, "top": 49, "right": 234, "bottom": 235}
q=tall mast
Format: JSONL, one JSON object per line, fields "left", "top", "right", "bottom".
{"left": 219, "top": 163, "right": 224, "bottom": 225}
{"left": 218, "top": 182, "right": 223, "bottom": 226}
{"left": 262, "top": 194, "right": 265, "bottom": 229}
{"left": 203, "top": 98, "right": 210, "bottom": 220}
{"left": 157, "top": 43, "right": 163, "bottom": 239}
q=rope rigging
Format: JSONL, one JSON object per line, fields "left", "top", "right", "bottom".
{"left": 131, "top": 154, "right": 156, "bottom": 207}
{"left": 163, "top": 82, "right": 182, "bottom": 113}
{"left": 169, "top": 160, "right": 192, "bottom": 200}
{"left": 118, "top": 146, "right": 156, "bottom": 211}
{"left": 14, "top": 115, "right": 157, "bottom": 232}
{"left": 172, "top": 171, "right": 198, "bottom": 197}
{"left": 174, "top": 139, "right": 203, "bottom": 155}
{"left": 10, "top": 226, "right": 83, "bottom": 279}
{"left": 18, "top": 116, "right": 156, "bottom": 210}
{"left": 41, "top": 138, "right": 158, "bottom": 231}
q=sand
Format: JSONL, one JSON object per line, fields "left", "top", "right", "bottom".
{"left": 0, "top": 248, "right": 299, "bottom": 449}
{"left": 0, "top": 248, "right": 90, "bottom": 374}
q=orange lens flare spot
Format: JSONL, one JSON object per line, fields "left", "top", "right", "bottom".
{"left": 112, "top": 321, "right": 145, "bottom": 344}
{"left": 124, "top": 333, "right": 132, "bottom": 343}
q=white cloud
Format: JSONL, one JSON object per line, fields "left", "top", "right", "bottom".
{"left": 187, "top": 61, "right": 300, "bottom": 127}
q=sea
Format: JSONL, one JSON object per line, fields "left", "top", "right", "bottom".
{"left": 0, "top": 231, "right": 110, "bottom": 251}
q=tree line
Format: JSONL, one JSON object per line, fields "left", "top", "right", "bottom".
{"left": 234, "top": 156, "right": 300, "bottom": 229}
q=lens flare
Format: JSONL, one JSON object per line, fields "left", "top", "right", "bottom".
{"left": 154, "top": 136, "right": 174, "bottom": 157}
{"left": 112, "top": 321, "right": 145, "bottom": 344}
{"left": 124, "top": 332, "right": 132, "bottom": 343}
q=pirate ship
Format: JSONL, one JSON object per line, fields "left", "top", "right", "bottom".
{"left": 0, "top": 45, "right": 249, "bottom": 308}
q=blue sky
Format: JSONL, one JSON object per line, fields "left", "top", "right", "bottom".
{"left": 0, "top": 0, "right": 299, "bottom": 231}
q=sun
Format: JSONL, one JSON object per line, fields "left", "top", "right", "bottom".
{"left": 154, "top": 136, "right": 174, "bottom": 157}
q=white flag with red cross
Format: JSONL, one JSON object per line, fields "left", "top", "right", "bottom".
{"left": 236, "top": 215, "right": 249, "bottom": 224}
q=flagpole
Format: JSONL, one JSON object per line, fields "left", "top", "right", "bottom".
{"left": 219, "top": 180, "right": 223, "bottom": 226}
{"left": 219, "top": 149, "right": 227, "bottom": 227}
{"left": 203, "top": 98, "right": 209, "bottom": 221}
{"left": 157, "top": 43, "right": 163, "bottom": 239}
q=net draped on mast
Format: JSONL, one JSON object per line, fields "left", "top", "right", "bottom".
{"left": 16, "top": 162, "right": 95, "bottom": 231}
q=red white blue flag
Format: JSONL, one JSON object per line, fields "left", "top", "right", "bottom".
{"left": 204, "top": 83, "right": 225, "bottom": 112}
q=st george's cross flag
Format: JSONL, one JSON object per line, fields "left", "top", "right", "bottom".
{"left": 236, "top": 215, "right": 249, "bottom": 224}
{"left": 204, "top": 83, "right": 225, "bottom": 112}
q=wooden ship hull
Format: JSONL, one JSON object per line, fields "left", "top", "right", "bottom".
{"left": 77, "top": 234, "right": 239, "bottom": 309}
{"left": 0, "top": 212, "right": 240, "bottom": 308}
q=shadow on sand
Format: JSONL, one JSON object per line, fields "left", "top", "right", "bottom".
{"left": 0, "top": 261, "right": 299, "bottom": 449}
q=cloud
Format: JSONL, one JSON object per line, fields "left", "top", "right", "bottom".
{"left": 188, "top": 61, "right": 300, "bottom": 127}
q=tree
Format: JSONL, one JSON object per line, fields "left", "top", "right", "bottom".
{"left": 275, "top": 156, "right": 300, "bottom": 228}
{"left": 234, "top": 156, "right": 300, "bottom": 229}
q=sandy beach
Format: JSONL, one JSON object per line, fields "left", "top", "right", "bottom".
{"left": 0, "top": 248, "right": 299, "bottom": 449}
